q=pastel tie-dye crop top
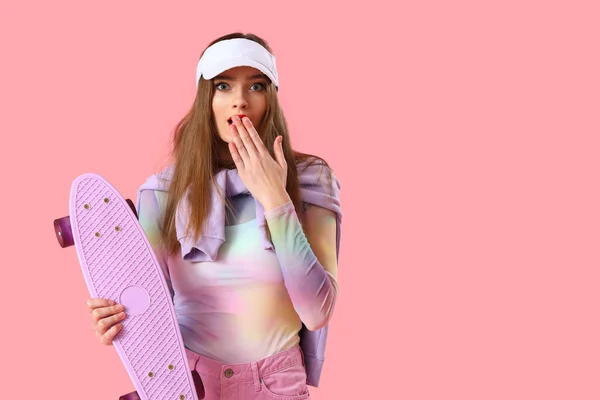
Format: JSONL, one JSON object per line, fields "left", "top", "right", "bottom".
{"left": 137, "top": 185, "right": 339, "bottom": 364}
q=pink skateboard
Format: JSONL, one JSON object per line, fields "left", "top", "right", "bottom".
{"left": 54, "top": 173, "right": 199, "bottom": 400}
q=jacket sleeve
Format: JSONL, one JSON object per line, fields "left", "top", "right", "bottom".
{"left": 137, "top": 188, "right": 174, "bottom": 300}
{"left": 264, "top": 200, "right": 339, "bottom": 331}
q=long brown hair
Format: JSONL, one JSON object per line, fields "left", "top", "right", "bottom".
{"left": 159, "top": 32, "right": 331, "bottom": 255}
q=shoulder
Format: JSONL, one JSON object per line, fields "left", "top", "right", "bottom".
{"left": 296, "top": 156, "right": 341, "bottom": 192}
{"left": 138, "top": 164, "right": 175, "bottom": 194}
{"left": 136, "top": 164, "right": 174, "bottom": 219}
{"left": 295, "top": 155, "right": 342, "bottom": 219}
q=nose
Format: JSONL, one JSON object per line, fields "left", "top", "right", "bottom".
{"left": 232, "top": 86, "right": 248, "bottom": 110}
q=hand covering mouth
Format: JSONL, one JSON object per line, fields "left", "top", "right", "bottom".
{"left": 227, "top": 114, "right": 247, "bottom": 125}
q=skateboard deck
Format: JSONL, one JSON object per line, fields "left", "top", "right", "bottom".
{"left": 56, "top": 173, "right": 198, "bottom": 400}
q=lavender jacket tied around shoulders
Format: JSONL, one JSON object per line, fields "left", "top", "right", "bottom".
{"left": 135, "top": 159, "right": 342, "bottom": 388}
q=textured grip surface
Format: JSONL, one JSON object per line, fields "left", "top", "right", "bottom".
{"left": 70, "top": 174, "right": 197, "bottom": 400}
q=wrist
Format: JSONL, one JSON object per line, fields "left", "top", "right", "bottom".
{"left": 262, "top": 190, "right": 292, "bottom": 212}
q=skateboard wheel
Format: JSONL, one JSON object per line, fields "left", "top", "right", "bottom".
{"left": 54, "top": 216, "right": 74, "bottom": 248}
{"left": 126, "top": 198, "right": 138, "bottom": 219}
{"left": 118, "top": 391, "right": 141, "bottom": 400}
{"left": 54, "top": 198, "right": 137, "bottom": 249}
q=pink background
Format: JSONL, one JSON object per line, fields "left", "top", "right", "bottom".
{"left": 1, "top": 0, "right": 599, "bottom": 398}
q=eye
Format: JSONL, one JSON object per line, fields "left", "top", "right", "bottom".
{"left": 215, "top": 82, "right": 229, "bottom": 90}
{"left": 250, "top": 82, "right": 265, "bottom": 91}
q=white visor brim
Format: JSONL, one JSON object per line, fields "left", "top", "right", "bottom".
{"left": 196, "top": 38, "right": 279, "bottom": 88}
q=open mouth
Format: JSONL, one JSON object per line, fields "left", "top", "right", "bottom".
{"left": 227, "top": 114, "right": 247, "bottom": 125}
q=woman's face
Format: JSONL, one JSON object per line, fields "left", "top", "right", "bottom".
{"left": 211, "top": 66, "right": 268, "bottom": 144}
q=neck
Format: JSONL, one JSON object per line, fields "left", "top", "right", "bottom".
{"left": 215, "top": 139, "right": 236, "bottom": 169}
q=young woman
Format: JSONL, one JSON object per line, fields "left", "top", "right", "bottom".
{"left": 86, "top": 32, "right": 342, "bottom": 399}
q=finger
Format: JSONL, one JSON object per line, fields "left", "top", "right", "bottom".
{"left": 228, "top": 142, "right": 245, "bottom": 170}
{"left": 242, "top": 117, "right": 268, "bottom": 157}
{"left": 233, "top": 116, "right": 258, "bottom": 158}
{"left": 274, "top": 136, "right": 286, "bottom": 168}
{"left": 91, "top": 303, "right": 124, "bottom": 323}
{"left": 87, "top": 298, "right": 114, "bottom": 312}
{"left": 101, "top": 323, "right": 123, "bottom": 345}
{"left": 96, "top": 311, "right": 127, "bottom": 334}
{"left": 229, "top": 123, "right": 251, "bottom": 164}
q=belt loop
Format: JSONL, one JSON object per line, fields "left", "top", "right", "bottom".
{"left": 251, "top": 361, "right": 260, "bottom": 392}
{"left": 185, "top": 347, "right": 200, "bottom": 372}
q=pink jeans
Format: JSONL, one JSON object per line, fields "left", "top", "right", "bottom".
{"left": 186, "top": 344, "right": 310, "bottom": 400}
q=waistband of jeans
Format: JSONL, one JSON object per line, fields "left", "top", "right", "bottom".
{"left": 187, "top": 344, "right": 304, "bottom": 382}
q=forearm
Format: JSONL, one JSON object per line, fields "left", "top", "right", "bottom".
{"left": 264, "top": 201, "right": 338, "bottom": 331}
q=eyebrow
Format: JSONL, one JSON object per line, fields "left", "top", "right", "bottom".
{"left": 214, "top": 74, "right": 266, "bottom": 81}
